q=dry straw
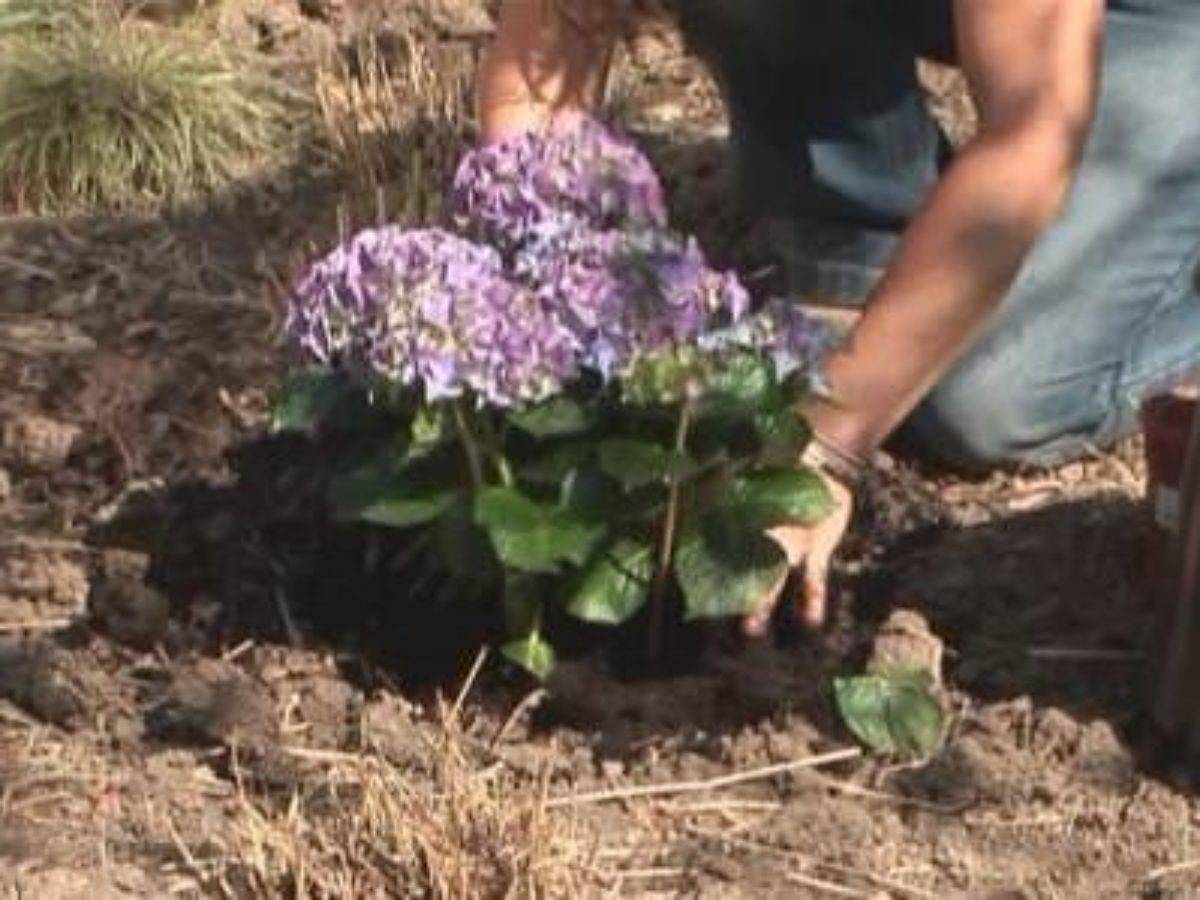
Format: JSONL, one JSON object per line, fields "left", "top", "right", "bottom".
{"left": 0, "top": 4, "right": 287, "bottom": 212}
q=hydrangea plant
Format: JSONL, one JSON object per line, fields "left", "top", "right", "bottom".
{"left": 276, "top": 118, "right": 832, "bottom": 677}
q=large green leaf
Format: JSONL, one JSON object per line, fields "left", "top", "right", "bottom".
{"left": 328, "top": 455, "right": 460, "bottom": 528}
{"left": 598, "top": 438, "right": 694, "bottom": 488}
{"left": 517, "top": 441, "right": 593, "bottom": 486}
{"left": 674, "top": 512, "right": 788, "bottom": 621}
{"left": 833, "top": 669, "right": 944, "bottom": 758}
{"left": 727, "top": 466, "right": 832, "bottom": 527}
{"left": 510, "top": 396, "right": 595, "bottom": 438}
{"left": 271, "top": 370, "right": 362, "bottom": 434}
{"left": 474, "top": 487, "right": 603, "bottom": 574}
{"left": 501, "top": 633, "right": 556, "bottom": 680}
{"left": 566, "top": 539, "right": 654, "bottom": 625}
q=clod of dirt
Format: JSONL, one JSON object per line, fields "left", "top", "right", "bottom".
{"left": 361, "top": 694, "right": 429, "bottom": 770}
{"left": 0, "top": 541, "right": 89, "bottom": 623}
{"left": 148, "top": 659, "right": 279, "bottom": 755}
{"left": 89, "top": 549, "right": 170, "bottom": 649}
{"left": 867, "top": 608, "right": 945, "bottom": 685}
{"left": 0, "top": 641, "right": 86, "bottom": 727}
{"left": 1074, "top": 721, "right": 1137, "bottom": 793}
{"left": 1, "top": 414, "right": 81, "bottom": 472}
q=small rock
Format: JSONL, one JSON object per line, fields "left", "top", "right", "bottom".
{"left": 868, "top": 608, "right": 945, "bottom": 686}
{"left": 89, "top": 549, "right": 171, "bottom": 649}
{"left": 1075, "top": 721, "right": 1136, "bottom": 791}
{"left": 0, "top": 466, "right": 10, "bottom": 501}
{"left": 1, "top": 414, "right": 80, "bottom": 472}
{"left": 149, "top": 660, "right": 279, "bottom": 752}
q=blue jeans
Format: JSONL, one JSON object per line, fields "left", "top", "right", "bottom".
{"left": 680, "top": 0, "right": 1200, "bottom": 471}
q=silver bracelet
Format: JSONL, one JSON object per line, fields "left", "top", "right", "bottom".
{"left": 801, "top": 430, "right": 871, "bottom": 489}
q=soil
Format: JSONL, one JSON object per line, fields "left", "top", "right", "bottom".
{"left": 2, "top": 5, "right": 1198, "bottom": 898}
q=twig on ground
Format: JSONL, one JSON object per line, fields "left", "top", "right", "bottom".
{"left": 1027, "top": 647, "right": 1142, "bottom": 663}
{"left": 813, "top": 774, "right": 970, "bottom": 815}
{"left": 282, "top": 746, "right": 363, "bottom": 765}
{"left": 0, "top": 617, "right": 74, "bottom": 634}
{"left": 271, "top": 586, "right": 303, "bottom": 647}
{"left": 785, "top": 871, "right": 871, "bottom": 898}
{"left": 490, "top": 687, "right": 547, "bottom": 749}
{"left": 546, "top": 747, "right": 862, "bottom": 808}
{"left": 1146, "top": 859, "right": 1200, "bottom": 881}
{"left": 448, "top": 646, "right": 489, "bottom": 728}
{"left": 221, "top": 639, "right": 255, "bottom": 662}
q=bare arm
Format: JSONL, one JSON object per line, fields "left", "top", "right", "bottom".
{"left": 802, "top": 0, "right": 1105, "bottom": 457}
{"left": 478, "top": 0, "right": 615, "bottom": 141}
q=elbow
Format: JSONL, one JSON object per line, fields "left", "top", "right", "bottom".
{"left": 975, "top": 116, "right": 1090, "bottom": 237}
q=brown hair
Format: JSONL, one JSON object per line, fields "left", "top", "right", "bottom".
{"left": 553, "top": 0, "right": 676, "bottom": 41}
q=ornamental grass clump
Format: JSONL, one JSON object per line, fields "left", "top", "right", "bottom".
{"left": 277, "top": 118, "right": 831, "bottom": 677}
{"left": 0, "top": 12, "right": 285, "bottom": 212}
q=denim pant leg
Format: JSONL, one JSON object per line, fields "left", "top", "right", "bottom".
{"left": 905, "top": 0, "right": 1200, "bottom": 470}
{"left": 678, "top": 0, "right": 948, "bottom": 301}
{"left": 686, "top": 0, "right": 1200, "bottom": 471}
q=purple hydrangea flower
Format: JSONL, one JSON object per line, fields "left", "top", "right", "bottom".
{"left": 700, "top": 298, "right": 830, "bottom": 380}
{"left": 512, "top": 220, "right": 750, "bottom": 378}
{"left": 450, "top": 118, "right": 667, "bottom": 255}
{"left": 285, "top": 227, "right": 577, "bottom": 406}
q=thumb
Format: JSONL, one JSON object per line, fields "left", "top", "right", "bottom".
{"left": 799, "top": 555, "right": 830, "bottom": 629}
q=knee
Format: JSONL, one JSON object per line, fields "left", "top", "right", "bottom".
{"left": 902, "top": 367, "right": 1056, "bottom": 473}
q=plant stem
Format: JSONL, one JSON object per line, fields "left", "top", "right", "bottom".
{"left": 451, "top": 400, "right": 486, "bottom": 488}
{"left": 649, "top": 402, "right": 692, "bottom": 661}
{"left": 476, "top": 413, "right": 516, "bottom": 487}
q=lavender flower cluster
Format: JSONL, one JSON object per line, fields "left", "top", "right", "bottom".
{"left": 285, "top": 117, "right": 825, "bottom": 407}
{"left": 450, "top": 117, "right": 667, "bottom": 255}
{"left": 514, "top": 222, "right": 749, "bottom": 378}
{"left": 285, "top": 227, "right": 575, "bottom": 405}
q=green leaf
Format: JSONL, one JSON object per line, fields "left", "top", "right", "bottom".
{"left": 501, "top": 633, "right": 556, "bottom": 680}
{"left": 329, "top": 454, "right": 461, "bottom": 528}
{"left": 674, "top": 512, "right": 788, "bottom": 621}
{"left": 598, "top": 439, "right": 694, "bottom": 488}
{"left": 432, "top": 500, "right": 500, "bottom": 585}
{"left": 360, "top": 488, "right": 459, "bottom": 528}
{"left": 566, "top": 539, "right": 654, "bottom": 625}
{"left": 693, "top": 352, "right": 774, "bottom": 419}
{"left": 474, "top": 487, "right": 603, "bottom": 574}
{"left": 727, "top": 466, "right": 832, "bottom": 527}
{"left": 833, "top": 670, "right": 944, "bottom": 758}
{"left": 518, "top": 441, "right": 593, "bottom": 486}
{"left": 510, "top": 396, "right": 595, "bottom": 438}
{"left": 753, "top": 405, "right": 810, "bottom": 459}
{"left": 271, "top": 370, "right": 356, "bottom": 434}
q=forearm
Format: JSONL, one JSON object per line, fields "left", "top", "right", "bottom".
{"left": 479, "top": 0, "right": 613, "bottom": 141}
{"left": 802, "top": 123, "right": 1082, "bottom": 457}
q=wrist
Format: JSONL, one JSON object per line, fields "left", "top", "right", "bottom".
{"left": 799, "top": 393, "right": 879, "bottom": 466}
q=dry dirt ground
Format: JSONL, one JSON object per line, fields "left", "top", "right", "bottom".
{"left": 2, "top": 8, "right": 1198, "bottom": 899}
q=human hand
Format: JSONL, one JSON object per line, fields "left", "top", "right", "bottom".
{"left": 742, "top": 469, "right": 854, "bottom": 636}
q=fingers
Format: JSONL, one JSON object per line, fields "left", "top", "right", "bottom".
{"left": 743, "top": 524, "right": 810, "bottom": 638}
{"left": 796, "top": 489, "right": 854, "bottom": 629}
{"left": 742, "top": 566, "right": 788, "bottom": 638}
